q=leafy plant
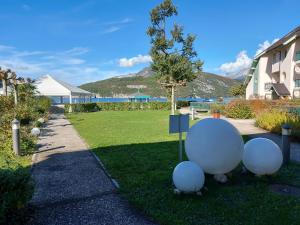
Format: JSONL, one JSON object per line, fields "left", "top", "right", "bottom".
{"left": 147, "top": 0, "right": 203, "bottom": 114}
{"left": 224, "top": 100, "right": 254, "bottom": 119}
{"left": 256, "top": 110, "right": 300, "bottom": 137}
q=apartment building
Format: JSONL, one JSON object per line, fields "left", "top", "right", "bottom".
{"left": 245, "top": 25, "right": 300, "bottom": 99}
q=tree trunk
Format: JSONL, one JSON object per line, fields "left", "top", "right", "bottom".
{"left": 2, "top": 79, "right": 7, "bottom": 96}
{"left": 171, "top": 85, "right": 175, "bottom": 115}
{"left": 13, "top": 85, "right": 18, "bottom": 105}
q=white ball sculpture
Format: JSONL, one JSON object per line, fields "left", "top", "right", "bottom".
{"left": 172, "top": 161, "right": 205, "bottom": 193}
{"left": 243, "top": 138, "right": 283, "bottom": 175}
{"left": 185, "top": 118, "right": 244, "bottom": 175}
{"left": 31, "top": 127, "right": 41, "bottom": 136}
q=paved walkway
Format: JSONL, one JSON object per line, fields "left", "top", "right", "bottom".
{"left": 180, "top": 107, "right": 300, "bottom": 162}
{"left": 28, "top": 114, "right": 156, "bottom": 225}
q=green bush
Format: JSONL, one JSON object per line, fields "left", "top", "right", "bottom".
{"left": 256, "top": 110, "right": 300, "bottom": 137}
{"left": 176, "top": 101, "right": 190, "bottom": 109}
{"left": 0, "top": 167, "right": 33, "bottom": 225}
{"left": 65, "top": 103, "right": 100, "bottom": 113}
{"left": 65, "top": 102, "right": 171, "bottom": 112}
{"left": 224, "top": 100, "right": 254, "bottom": 119}
{"left": 35, "top": 96, "right": 52, "bottom": 114}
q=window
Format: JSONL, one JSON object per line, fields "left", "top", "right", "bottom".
{"left": 265, "top": 82, "right": 272, "bottom": 91}
{"left": 282, "top": 72, "right": 287, "bottom": 80}
{"left": 295, "top": 79, "right": 300, "bottom": 88}
{"left": 283, "top": 50, "right": 287, "bottom": 59}
{"left": 296, "top": 51, "right": 300, "bottom": 61}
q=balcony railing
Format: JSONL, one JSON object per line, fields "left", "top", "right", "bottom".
{"left": 272, "top": 62, "right": 280, "bottom": 73}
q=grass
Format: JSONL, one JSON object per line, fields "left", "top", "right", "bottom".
{"left": 68, "top": 111, "right": 300, "bottom": 225}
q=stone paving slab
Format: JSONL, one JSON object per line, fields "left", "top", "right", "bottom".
{"left": 28, "top": 114, "right": 156, "bottom": 225}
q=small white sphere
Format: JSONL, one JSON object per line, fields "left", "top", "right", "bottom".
{"left": 185, "top": 118, "right": 244, "bottom": 174}
{"left": 243, "top": 138, "right": 283, "bottom": 175}
{"left": 31, "top": 127, "right": 41, "bottom": 136}
{"left": 172, "top": 161, "right": 205, "bottom": 193}
{"left": 37, "top": 118, "right": 45, "bottom": 123}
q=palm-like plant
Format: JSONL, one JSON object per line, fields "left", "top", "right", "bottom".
{"left": 10, "top": 71, "right": 25, "bottom": 105}
{"left": 0, "top": 67, "right": 13, "bottom": 96}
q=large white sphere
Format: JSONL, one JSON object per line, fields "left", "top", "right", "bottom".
{"left": 31, "top": 127, "right": 41, "bottom": 136}
{"left": 172, "top": 161, "right": 205, "bottom": 193}
{"left": 243, "top": 138, "right": 283, "bottom": 175}
{"left": 185, "top": 118, "right": 244, "bottom": 174}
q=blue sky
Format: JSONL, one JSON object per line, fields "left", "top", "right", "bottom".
{"left": 0, "top": 0, "right": 299, "bottom": 85}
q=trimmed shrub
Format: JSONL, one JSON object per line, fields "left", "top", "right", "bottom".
{"left": 176, "top": 101, "right": 190, "bottom": 109}
{"left": 256, "top": 110, "right": 300, "bottom": 137}
{"left": 65, "top": 102, "right": 171, "bottom": 112}
{"left": 65, "top": 103, "right": 100, "bottom": 113}
{"left": 224, "top": 100, "right": 254, "bottom": 119}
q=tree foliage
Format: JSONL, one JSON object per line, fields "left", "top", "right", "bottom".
{"left": 230, "top": 84, "right": 246, "bottom": 97}
{"left": 147, "top": 0, "right": 203, "bottom": 113}
{"left": 147, "top": 0, "right": 203, "bottom": 85}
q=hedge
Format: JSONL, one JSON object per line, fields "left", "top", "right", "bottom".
{"left": 65, "top": 102, "right": 171, "bottom": 113}
{"left": 64, "top": 103, "right": 99, "bottom": 113}
{"left": 0, "top": 168, "right": 33, "bottom": 224}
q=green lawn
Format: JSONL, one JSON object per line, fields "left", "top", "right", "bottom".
{"left": 68, "top": 111, "right": 300, "bottom": 225}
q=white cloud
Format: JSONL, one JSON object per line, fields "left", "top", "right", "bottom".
{"left": 219, "top": 51, "right": 252, "bottom": 75}
{"left": 0, "top": 44, "right": 120, "bottom": 85}
{"left": 118, "top": 55, "right": 152, "bottom": 67}
{"left": 104, "top": 17, "right": 133, "bottom": 25}
{"left": 102, "top": 26, "right": 120, "bottom": 34}
{"left": 255, "top": 38, "right": 279, "bottom": 56}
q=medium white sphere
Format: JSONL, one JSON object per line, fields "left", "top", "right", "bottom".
{"left": 31, "top": 127, "right": 41, "bottom": 136}
{"left": 185, "top": 118, "right": 244, "bottom": 174}
{"left": 37, "top": 118, "right": 45, "bottom": 123}
{"left": 243, "top": 138, "right": 283, "bottom": 175}
{"left": 172, "top": 161, "right": 205, "bottom": 193}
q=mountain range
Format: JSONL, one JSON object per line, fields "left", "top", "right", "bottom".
{"left": 79, "top": 67, "right": 241, "bottom": 98}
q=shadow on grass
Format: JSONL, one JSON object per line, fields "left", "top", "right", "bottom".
{"left": 91, "top": 141, "right": 300, "bottom": 225}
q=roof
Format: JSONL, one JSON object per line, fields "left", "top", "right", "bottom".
{"left": 36, "top": 75, "right": 92, "bottom": 96}
{"left": 51, "top": 76, "right": 91, "bottom": 95}
{"left": 271, "top": 83, "right": 290, "bottom": 96}
{"left": 255, "top": 25, "right": 300, "bottom": 59}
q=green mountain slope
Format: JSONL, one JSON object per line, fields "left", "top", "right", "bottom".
{"left": 80, "top": 68, "right": 241, "bottom": 98}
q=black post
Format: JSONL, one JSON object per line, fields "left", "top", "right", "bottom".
{"left": 281, "top": 123, "right": 291, "bottom": 165}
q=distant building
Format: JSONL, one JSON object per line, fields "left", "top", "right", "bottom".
{"left": 35, "top": 75, "right": 93, "bottom": 104}
{"left": 245, "top": 25, "right": 300, "bottom": 99}
{"left": 129, "top": 92, "right": 151, "bottom": 102}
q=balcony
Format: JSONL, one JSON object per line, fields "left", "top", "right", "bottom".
{"left": 272, "top": 61, "right": 280, "bottom": 73}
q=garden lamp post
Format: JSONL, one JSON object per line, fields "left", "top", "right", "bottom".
{"left": 282, "top": 123, "right": 291, "bottom": 165}
{"left": 12, "top": 119, "right": 21, "bottom": 156}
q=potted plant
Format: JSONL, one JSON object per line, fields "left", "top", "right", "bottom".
{"left": 212, "top": 109, "right": 221, "bottom": 119}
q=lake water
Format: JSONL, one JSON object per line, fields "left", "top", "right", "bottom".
{"left": 51, "top": 97, "right": 235, "bottom": 104}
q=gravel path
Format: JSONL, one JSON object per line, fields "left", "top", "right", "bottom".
{"left": 28, "top": 114, "right": 156, "bottom": 225}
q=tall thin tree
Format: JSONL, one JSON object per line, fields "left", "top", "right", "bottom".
{"left": 147, "top": 0, "right": 203, "bottom": 114}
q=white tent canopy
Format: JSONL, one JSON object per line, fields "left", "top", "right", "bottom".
{"left": 35, "top": 75, "right": 93, "bottom": 104}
